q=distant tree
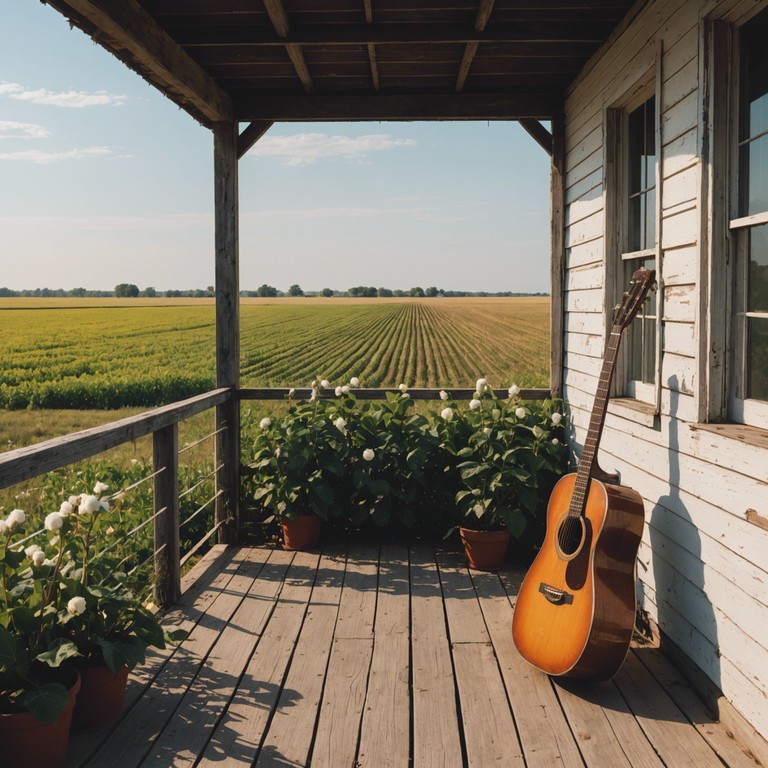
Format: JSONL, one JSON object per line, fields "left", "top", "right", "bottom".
{"left": 142, "top": 286, "right": 157, "bottom": 297}
{"left": 288, "top": 284, "right": 304, "bottom": 297}
{"left": 393, "top": 289, "right": 405, "bottom": 297}
{"left": 410, "top": 286, "right": 425, "bottom": 297}
{"left": 115, "top": 283, "right": 139, "bottom": 298}
{"left": 193, "top": 289, "right": 206, "bottom": 298}
{"left": 71, "top": 287, "right": 88, "bottom": 297}
{"left": 377, "top": 287, "right": 393, "bottom": 297}
{"left": 256, "top": 283, "right": 278, "bottom": 297}
{"left": 321, "top": 288, "right": 334, "bottom": 297}
{"left": 425, "top": 286, "right": 439, "bottom": 297}
{"left": 206, "top": 285, "right": 215, "bottom": 296}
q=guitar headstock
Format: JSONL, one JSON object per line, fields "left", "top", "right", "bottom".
{"left": 613, "top": 269, "right": 656, "bottom": 330}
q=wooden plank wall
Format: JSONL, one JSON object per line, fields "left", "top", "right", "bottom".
{"left": 561, "top": 0, "right": 768, "bottom": 735}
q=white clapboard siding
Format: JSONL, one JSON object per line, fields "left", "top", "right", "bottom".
{"left": 566, "top": 238, "right": 604, "bottom": 270}
{"left": 662, "top": 320, "right": 696, "bottom": 356}
{"left": 662, "top": 283, "right": 697, "bottom": 322}
{"left": 662, "top": 126, "right": 698, "bottom": 177}
{"left": 662, "top": 244, "right": 699, "bottom": 284}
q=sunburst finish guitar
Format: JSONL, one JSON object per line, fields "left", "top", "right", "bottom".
{"left": 512, "top": 268, "right": 656, "bottom": 681}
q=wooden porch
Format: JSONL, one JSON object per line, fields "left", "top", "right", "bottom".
{"left": 64, "top": 542, "right": 763, "bottom": 768}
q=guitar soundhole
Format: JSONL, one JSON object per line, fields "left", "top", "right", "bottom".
{"left": 556, "top": 516, "right": 586, "bottom": 559}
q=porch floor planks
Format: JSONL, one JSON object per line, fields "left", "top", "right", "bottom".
{"left": 73, "top": 543, "right": 764, "bottom": 768}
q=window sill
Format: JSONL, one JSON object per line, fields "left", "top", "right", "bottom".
{"left": 607, "top": 397, "right": 658, "bottom": 428}
{"left": 690, "top": 422, "right": 768, "bottom": 450}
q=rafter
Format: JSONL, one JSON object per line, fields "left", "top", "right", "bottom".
{"left": 363, "top": 0, "right": 380, "bottom": 91}
{"left": 44, "top": 0, "right": 232, "bottom": 125}
{"left": 262, "top": 0, "right": 313, "bottom": 93}
{"left": 456, "top": 0, "right": 496, "bottom": 93}
{"left": 519, "top": 118, "right": 553, "bottom": 155}
{"left": 237, "top": 120, "right": 273, "bottom": 159}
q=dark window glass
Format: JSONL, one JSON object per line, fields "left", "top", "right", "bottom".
{"left": 625, "top": 257, "right": 656, "bottom": 385}
{"left": 749, "top": 224, "right": 768, "bottom": 312}
{"left": 627, "top": 97, "right": 656, "bottom": 250}
{"left": 747, "top": 318, "right": 768, "bottom": 400}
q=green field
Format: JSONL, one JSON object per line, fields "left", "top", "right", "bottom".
{"left": 0, "top": 297, "right": 550, "bottom": 411}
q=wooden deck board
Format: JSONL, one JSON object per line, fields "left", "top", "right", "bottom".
{"left": 71, "top": 544, "right": 765, "bottom": 768}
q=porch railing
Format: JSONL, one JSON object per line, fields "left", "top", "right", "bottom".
{"left": 0, "top": 385, "right": 550, "bottom": 607}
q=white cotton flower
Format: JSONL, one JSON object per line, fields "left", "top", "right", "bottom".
{"left": 93, "top": 481, "right": 109, "bottom": 495}
{"left": 399, "top": 383, "right": 408, "bottom": 392}
{"left": 99, "top": 499, "right": 110, "bottom": 512}
{"left": 335, "top": 386, "right": 343, "bottom": 397}
{"left": 508, "top": 384, "right": 521, "bottom": 397}
{"left": 45, "top": 512, "right": 64, "bottom": 531}
{"left": 441, "top": 407, "right": 454, "bottom": 421}
{"left": 401, "top": 392, "right": 409, "bottom": 399}
{"left": 551, "top": 412, "right": 562, "bottom": 425}
{"left": 341, "top": 385, "right": 350, "bottom": 394}
{"left": 552, "top": 438, "right": 560, "bottom": 445}
{"left": 288, "top": 388, "right": 295, "bottom": 398}
{"left": 79, "top": 495, "right": 101, "bottom": 515}
{"left": 515, "top": 407, "right": 526, "bottom": 420}
{"left": 68, "top": 495, "right": 79, "bottom": 506}
{"left": 259, "top": 417, "right": 272, "bottom": 430}
{"left": 59, "top": 501, "right": 74, "bottom": 517}
{"left": 32, "top": 550, "right": 46, "bottom": 567}
{"left": 469, "top": 399, "right": 482, "bottom": 410}
{"left": 25, "top": 544, "right": 41, "bottom": 561}
{"left": 476, "top": 378, "right": 489, "bottom": 393}
{"left": 0, "top": 520, "right": 8, "bottom": 536}
{"left": 8, "top": 509, "right": 26, "bottom": 529}
{"left": 483, "top": 427, "right": 492, "bottom": 437}
{"left": 350, "top": 377, "right": 360, "bottom": 387}
{"left": 310, "top": 379, "right": 317, "bottom": 389}
{"left": 67, "top": 596, "right": 86, "bottom": 616}
{"left": 310, "top": 391, "right": 317, "bottom": 402}
{"left": 363, "top": 448, "right": 375, "bottom": 462}
{"left": 334, "top": 417, "right": 347, "bottom": 434}
{"left": 439, "top": 390, "right": 449, "bottom": 401}
{"left": 321, "top": 379, "right": 330, "bottom": 389}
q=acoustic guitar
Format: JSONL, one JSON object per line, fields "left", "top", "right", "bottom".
{"left": 512, "top": 268, "right": 656, "bottom": 681}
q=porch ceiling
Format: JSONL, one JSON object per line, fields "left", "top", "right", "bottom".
{"left": 41, "top": 0, "right": 639, "bottom": 127}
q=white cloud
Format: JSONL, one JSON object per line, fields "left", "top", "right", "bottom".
{"left": 0, "top": 81, "right": 127, "bottom": 107}
{"left": 0, "top": 120, "right": 50, "bottom": 139}
{"left": 247, "top": 133, "right": 417, "bottom": 166}
{"left": 0, "top": 146, "right": 114, "bottom": 164}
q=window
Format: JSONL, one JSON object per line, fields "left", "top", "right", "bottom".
{"left": 609, "top": 89, "right": 659, "bottom": 406}
{"left": 730, "top": 8, "right": 768, "bottom": 423}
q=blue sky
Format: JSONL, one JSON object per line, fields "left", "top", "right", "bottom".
{"left": 0, "top": 0, "right": 551, "bottom": 294}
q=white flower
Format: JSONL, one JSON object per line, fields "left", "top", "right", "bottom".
{"left": 7, "top": 509, "right": 25, "bottom": 529}
{"left": 552, "top": 438, "right": 560, "bottom": 445}
{"left": 483, "top": 427, "right": 492, "bottom": 436}
{"left": 335, "top": 386, "right": 343, "bottom": 397}
{"left": 439, "top": 390, "right": 449, "bottom": 401}
{"left": 341, "top": 385, "right": 350, "bottom": 394}
{"left": 288, "top": 388, "right": 296, "bottom": 398}
{"left": 93, "top": 481, "right": 109, "bottom": 495}
{"left": 508, "top": 384, "right": 521, "bottom": 397}
{"left": 491, "top": 408, "right": 500, "bottom": 420}
{"left": 310, "top": 391, "right": 317, "bottom": 402}
{"left": 321, "top": 379, "right": 330, "bottom": 389}
{"left": 32, "top": 550, "right": 46, "bottom": 566}
{"left": 79, "top": 495, "right": 101, "bottom": 515}
{"left": 67, "top": 596, "right": 86, "bottom": 616}
{"left": 25, "top": 544, "right": 41, "bottom": 561}
{"left": 441, "top": 407, "right": 454, "bottom": 421}
{"left": 363, "top": 448, "right": 375, "bottom": 462}
{"left": 45, "top": 512, "right": 64, "bottom": 531}
{"left": 515, "top": 407, "right": 526, "bottom": 419}
{"left": 400, "top": 392, "right": 409, "bottom": 399}
{"left": 59, "top": 501, "right": 74, "bottom": 516}
{"left": 99, "top": 499, "right": 110, "bottom": 512}
{"left": 259, "top": 417, "right": 272, "bottom": 429}
{"left": 310, "top": 379, "right": 317, "bottom": 389}
{"left": 350, "top": 377, "right": 360, "bottom": 387}
{"left": 0, "top": 520, "right": 8, "bottom": 536}
{"left": 476, "top": 378, "right": 489, "bottom": 393}
{"left": 469, "top": 399, "right": 482, "bottom": 410}
{"left": 68, "top": 495, "right": 79, "bottom": 506}
{"left": 334, "top": 417, "right": 347, "bottom": 434}
{"left": 399, "top": 383, "right": 408, "bottom": 392}
{"left": 551, "top": 412, "right": 563, "bottom": 425}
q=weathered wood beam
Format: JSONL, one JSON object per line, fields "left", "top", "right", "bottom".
{"left": 263, "top": 0, "right": 313, "bottom": 93}
{"left": 153, "top": 423, "right": 180, "bottom": 606}
{"left": 43, "top": 0, "right": 232, "bottom": 125}
{"left": 236, "top": 93, "right": 560, "bottom": 121}
{"left": 237, "top": 120, "right": 273, "bottom": 159}
{"left": 456, "top": 0, "right": 495, "bottom": 92}
{"left": 519, "top": 118, "right": 553, "bottom": 155}
{"left": 214, "top": 121, "right": 240, "bottom": 544}
{"left": 363, "top": 0, "right": 380, "bottom": 91}
{"left": 549, "top": 116, "right": 565, "bottom": 398}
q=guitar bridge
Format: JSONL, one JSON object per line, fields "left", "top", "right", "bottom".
{"left": 538, "top": 582, "right": 574, "bottom": 605}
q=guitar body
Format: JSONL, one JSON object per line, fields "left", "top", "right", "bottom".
{"left": 512, "top": 472, "right": 645, "bottom": 681}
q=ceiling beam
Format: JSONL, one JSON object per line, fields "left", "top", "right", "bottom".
{"left": 518, "top": 118, "right": 553, "bottom": 154}
{"left": 262, "top": 0, "right": 313, "bottom": 93}
{"left": 236, "top": 93, "right": 560, "bottom": 122}
{"left": 237, "top": 120, "right": 273, "bottom": 159}
{"left": 363, "top": 0, "right": 380, "bottom": 91}
{"left": 456, "top": 0, "right": 495, "bottom": 93}
{"left": 43, "top": 0, "right": 232, "bottom": 125}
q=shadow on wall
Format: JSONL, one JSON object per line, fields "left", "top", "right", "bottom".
{"left": 638, "top": 375, "right": 721, "bottom": 698}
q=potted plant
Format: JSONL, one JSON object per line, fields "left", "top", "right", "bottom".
{"left": 0, "top": 508, "right": 82, "bottom": 768}
{"left": 245, "top": 380, "right": 348, "bottom": 549}
{"left": 439, "top": 380, "right": 567, "bottom": 570}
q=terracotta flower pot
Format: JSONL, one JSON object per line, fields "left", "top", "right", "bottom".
{"left": 459, "top": 527, "right": 511, "bottom": 571}
{"left": 0, "top": 669, "right": 80, "bottom": 768}
{"left": 280, "top": 514, "right": 322, "bottom": 551}
{"left": 72, "top": 664, "right": 129, "bottom": 732}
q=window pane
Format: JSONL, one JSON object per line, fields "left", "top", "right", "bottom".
{"left": 745, "top": 133, "right": 768, "bottom": 216}
{"left": 748, "top": 223, "right": 768, "bottom": 312}
{"left": 625, "top": 257, "right": 656, "bottom": 384}
{"left": 745, "top": 10, "right": 768, "bottom": 138}
{"left": 747, "top": 318, "right": 768, "bottom": 401}
{"left": 628, "top": 106, "right": 644, "bottom": 195}
{"left": 644, "top": 187, "right": 656, "bottom": 248}
{"left": 628, "top": 195, "right": 642, "bottom": 251}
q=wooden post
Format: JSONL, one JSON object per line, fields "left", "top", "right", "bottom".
{"left": 214, "top": 120, "right": 240, "bottom": 544}
{"left": 550, "top": 114, "right": 566, "bottom": 398}
{"left": 153, "top": 423, "right": 180, "bottom": 605}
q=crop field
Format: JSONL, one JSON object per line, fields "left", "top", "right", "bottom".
{"left": 0, "top": 297, "right": 550, "bottom": 411}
